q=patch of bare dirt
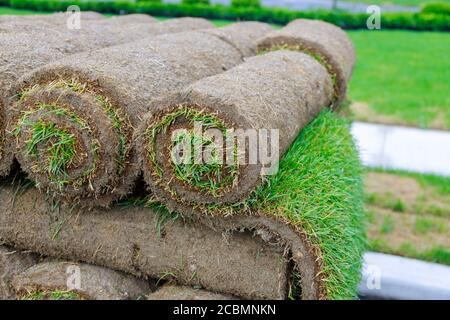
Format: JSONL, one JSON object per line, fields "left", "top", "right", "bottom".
{"left": 350, "top": 102, "right": 405, "bottom": 126}
{"left": 366, "top": 172, "right": 422, "bottom": 205}
{"left": 365, "top": 172, "right": 450, "bottom": 218}
{"left": 429, "top": 110, "right": 449, "bottom": 131}
{"left": 367, "top": 206, "right": 450, "bottom": 253}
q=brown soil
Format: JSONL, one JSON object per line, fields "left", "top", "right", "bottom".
{"left": 147, "top": 284, "right": 237, "bottom": 300}
{"left": 257, "top": 19, "right": 355, "bottom": 107}
{"left": 6, "top": 22, "right": 272, "bottom": 207}
{"left": 365, "top": 172, "right": 450, "bottom": 217}
{"left": 0, "top": 183, "right": 291, "bottom": 299}
{"left": 367, "top": 206, "right": 449, "bottom": 252}
{"left": 365, "top": 172, "right": 450, "bottom": 258}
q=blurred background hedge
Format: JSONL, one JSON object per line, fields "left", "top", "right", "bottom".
{"left": 1, "top": 0, "right": 449, "bottom": 30}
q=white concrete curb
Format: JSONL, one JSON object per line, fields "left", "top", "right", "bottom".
{"left": 359, "top": 252, "right": 450, "bottom": 300}
{"left": 352, "top": 122, "right": 450, "bottom": 177}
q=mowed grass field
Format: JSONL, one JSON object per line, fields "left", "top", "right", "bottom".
{"left": 348, "top": 30, "right": 450, "bottom": 130}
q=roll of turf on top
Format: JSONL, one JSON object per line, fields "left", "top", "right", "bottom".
{"left": 0, "top": 17, "right": 214, "bottom": 177}
{"left": 6, "top": 22, "right": 273, "bottom": 207}
{"left": 257, "top": 19, "right": 355, "bottom": 107}
{"left": 137, "top": 50, "right": 333, "bottom": 208}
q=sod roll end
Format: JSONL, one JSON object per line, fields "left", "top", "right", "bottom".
{"left": 137, "top": 50, "right": 333, "bottom": 208}
{"left": 257, "top": 19, "right": 355, "bottom": 107}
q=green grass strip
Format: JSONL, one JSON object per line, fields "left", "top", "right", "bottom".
{"left": 26, "top": 121, "right": 78, "bottom": 180}
{"left": 19, "top": 290, "right": 83, "bottom": 300}
{"left": 251, "top": 110, "right": 366, "bottom": 299}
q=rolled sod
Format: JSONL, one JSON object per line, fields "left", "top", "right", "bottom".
{"left": 12, "top": 261, "right": 152, "bottom": 300}
{"left": 0, "top": 17, "right": 215, "bottom": 177}
{"left": 5, "top": 22, "right": 272, "bottom": 206}
{"left": 0, "top": 181, "right": 290, "bottom": 300}
{"left": 257, "top": 19, "right": 355, "bottom": 107}
{"left": 0, "top": 245, "right": 38, "bottom": 299}
{"left": 0, "top": 111, "right": 365, "bottom": 299}
{"left": 138, "top": 50, "right": 333, "bottom": 208}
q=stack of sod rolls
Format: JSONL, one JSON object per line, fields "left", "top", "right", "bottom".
{"left": 0, "top": 17, "right": 215, "bottom": 177}
{"left": 0, "top": 18, "right": 366, "bottom": 300}
{"left": 4, "top": 22, "right": 273, "bottom": 206}
{"left": 0, "top": 111, "right": 365, "bottom": 300}
{"left": 133, "top": 18, "right": 364, "bottom": 299}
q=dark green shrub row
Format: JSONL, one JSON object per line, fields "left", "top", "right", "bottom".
{"left": 6, "top": 0, "right": 450, "bottom": 31}
{"left": 422, "top": 2, "right": 450, "bottom": 15}
{"left": 182, "top": 0, "right": 210, "bottom": 5}
{"left": 231, "top": 0, "right": 261, "bottom": 8}
{"left": 0, "top": 0, "right": 10, "bottom": 6}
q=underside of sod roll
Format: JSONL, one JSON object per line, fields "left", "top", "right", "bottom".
{"left": 0, "top": 111, "right": 365, "bottom": 299}
{"left": 138, "top": 50, "right": 333, "bottom": 208}
{"left": 257, "top": 19, "right": 355, "bottom": 107}
{"left": 0, "top": 17, "right": 215, "bottom": 178}
{"left": 5, "top": 22, "right": 272, "bottom": 206}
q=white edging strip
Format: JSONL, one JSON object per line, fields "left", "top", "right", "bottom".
{"left": 359, "top": 252, "right": 450, "bottom": 300}
{"left": 351, "top": 122, "right": 450, "bottom": 177}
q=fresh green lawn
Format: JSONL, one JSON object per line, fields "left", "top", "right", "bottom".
{"left": 348, "top": 30, "right": 450, "bottom": 130}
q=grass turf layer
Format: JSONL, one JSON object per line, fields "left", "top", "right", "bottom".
{"left": 246, "top": 110, "right": 366, "bottom": 299}
{"left": 19, "top": 290, "right": 84, "bottom": 300}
